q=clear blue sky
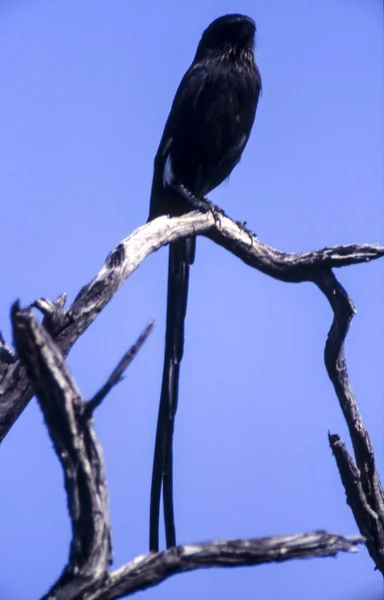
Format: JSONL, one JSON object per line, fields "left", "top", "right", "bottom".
{"left": 0, "top": 1, "right": 383, "bottom": 599}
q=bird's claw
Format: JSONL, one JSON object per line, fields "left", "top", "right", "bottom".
{"left": 235, "top": 220, "right": 257, "bottom": 245}
{"left": 206, "top": 203, "right": 224, "bottom": 228}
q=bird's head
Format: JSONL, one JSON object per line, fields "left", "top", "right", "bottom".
{"left": 195, "top": 14, "right": 256, "bottom": 59}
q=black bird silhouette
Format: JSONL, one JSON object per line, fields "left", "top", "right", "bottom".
{"left": 148, "top": 13, "right": 262, "bottom": 552}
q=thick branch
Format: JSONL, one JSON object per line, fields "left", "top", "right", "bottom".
{"left": 1, "top": 211, "right": 383, "bottom": 442}
{"left": 66, "top": 532, "right": 363, "bottom": 600}
{"left": 313, "top": 271, "right": 384, "bottom": 573}
{"left": 11, "top": 304, "right": 112, "bottom": 595}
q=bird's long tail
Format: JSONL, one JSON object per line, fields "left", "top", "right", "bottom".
{"left": 149, "top": 236, "right": 196, "bottom": 552}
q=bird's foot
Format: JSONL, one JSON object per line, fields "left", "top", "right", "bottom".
{"left": 172, "top": 182, "right": 208, "bottom": 212}
{"left": 171, "top": 182, "right": 225, "bottom": 227}
{"left": 206, "top": 202, "right": 225, "bottom": 228}
{"left": 235, "top": 220, "right": 257, "bottom": 245}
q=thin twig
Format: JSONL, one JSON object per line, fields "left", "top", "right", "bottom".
{"left": 86, "top": 320, "right": 154, "bottom": 415}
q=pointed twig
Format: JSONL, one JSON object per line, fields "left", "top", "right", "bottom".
{"left": 86, "top": 320, "right": 154, "bottom": 415}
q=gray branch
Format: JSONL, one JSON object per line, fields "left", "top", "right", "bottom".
{"left": 313, "top": 271, "right": 384, "bottom": 573}
{"left": 86, "top": 320, "right": 154, "bottom": 415}
{"left": 11, "top": 305, "right": 152, "bottom": 599}
{"left": 1, "top": 211, "right": 383, "bottom": 442}
{"left": 12, "top": 303, "right": 112, "bottom": 598}
{"left": 8, "top": 301, "right": 366, "bottom": 598}
{"left": 79, "top": 532, "right": 363, "bottom": 600}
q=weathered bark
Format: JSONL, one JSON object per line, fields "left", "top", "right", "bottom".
{"left": 1, "top": 211, "right": 383, "bottom": 441}
{"left": 2, "top": 212, "right": 383, "bottom": 596}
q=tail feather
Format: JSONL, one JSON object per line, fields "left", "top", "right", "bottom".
{"left": 149, "top": 237, "right": 195, "bottom": 551}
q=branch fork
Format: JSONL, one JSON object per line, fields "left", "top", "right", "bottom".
{"left": 2, "top": 209, "right": 383, "bottom": 596}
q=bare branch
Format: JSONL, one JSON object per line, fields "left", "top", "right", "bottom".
{"left": 313, "top": 271, "right": 384, "bottom": 573}
{"left": 1, "top": 211, "right": 383, "bottom": 442}
{"left": 86, "top": 320, "right": 154, "bottom": 414}
{"left": 329, "top": 435, "right": 382, "bottom": 547}
{"left": 61, "top": 532, "right": 364, "bottom": 600}
{"left": 9, "top": 304, "right": 365, "bottom": 599}
{"left": 11, "top": 304, "right": 112, "bottom": 595}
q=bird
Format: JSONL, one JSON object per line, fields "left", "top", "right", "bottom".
{"left": 148, "top": 13, "right": 262, "bottom": 552}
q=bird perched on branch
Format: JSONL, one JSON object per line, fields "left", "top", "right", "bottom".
{"left": 148, "top": 13, "right": 262, "bottom": 552}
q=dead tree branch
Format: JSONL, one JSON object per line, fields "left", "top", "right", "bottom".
{"left": 9, "top": 304, "right": 363, "bottom": 599}
{"left": 312, "top": 271, "right": 384, "bottom": 573}
{"left": 78, "top": 532, "right": 363, "bottom": 600}
{"left": 86, "top": 320, "right": 154, "bottom": 415}
{"left": 1, "top": 211, "right": 383, "bottom": 442}
{"left": 12, "top": 303, "right": 113, "bottom": 597}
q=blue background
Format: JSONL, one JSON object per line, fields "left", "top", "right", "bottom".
{"left": 0, "top": 1, "right": 383, "bottom": 599}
